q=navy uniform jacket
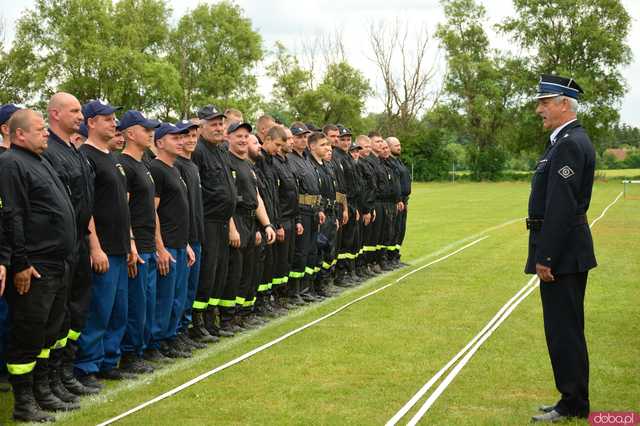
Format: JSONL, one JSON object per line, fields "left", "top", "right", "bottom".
{"left": 525, "top": 120, "right": 597, "bottom": 274}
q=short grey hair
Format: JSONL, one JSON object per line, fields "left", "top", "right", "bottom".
{"left": 554, "top": 95, "right": 578, "bottom": 113}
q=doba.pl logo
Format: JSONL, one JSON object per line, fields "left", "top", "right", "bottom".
{"left": 589, "top": 412, "right": 640, "bottom": 426}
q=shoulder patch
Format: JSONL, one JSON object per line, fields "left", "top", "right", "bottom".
{"left": 558, "top": 165, "right": 575, "bottom": 179}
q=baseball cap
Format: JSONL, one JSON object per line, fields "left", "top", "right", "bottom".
{"left": 175, "top": 119, "right": 199, "bottom": 131}
{"left": 227, "top": 121, "right": 253, "bottom": 135}
{"left": 197, "top": 105, "right": 226, "bottom": 120}
{"left": 82, "top": 100, "right": 121, "bottom": 122}
{"left": 155, "top": 123, "right": 188, "bottom": 141}
{"left": 119, "top": 110, "right": 160, "bottom": 131}
{"left": 0, "top": 104, "right": 23, "bottom": 125}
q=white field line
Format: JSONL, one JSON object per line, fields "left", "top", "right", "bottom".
{"left": 392, "top": 191, "right": 623, "bottom": 425}
{"left": 96, "top": 236, "right": 491, "bottom": 426}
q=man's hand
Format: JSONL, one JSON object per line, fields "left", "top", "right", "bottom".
{"left": 372, "top": 209, "right": 377, "bottom": 223}
{"left": 229, "top": 228, "right": 241, "bottom": 248}
{"left": 14, "top": 266, "right": 41, "bottom": 295}
{"left": 296, "top": 223, "right": 304, "bottom": 235}
{"left": 342, "top": 208, "right": 349, "bottom": 225}
{"left": 265, "top": 226, "right": 276, "bottom": 245}
{"left": 536, "top": 263, "right": 555, "bottom": 282}
{"left": 397, "top": 201, "right": 405, "bottom": 212}
{"left": 0, "top": 265, "right": 6, "bottom": 296}
{"left": 127, "top": 241, "right": 144, "bottom": 278}
{"left": 157, "top": 248, "right": 176, "bottom": 277}
{"left": 255, "top": 231, "right": 262, "bottom": 246}
{"left": 319, "top": 211, "right": 326, "bottom": 225}
{"left": 90, "top": 248, "right": 109, "bottom": 274}
{"left": 276, "top": 227, "right": 285, "bottom": 242}
{"left": 356, "top": 209, "right": 360, "bottom": 221}
{"left": 363, "top": 212, "right": 371, "bottom": 226}
{"left": 186, "top": 244, "right": 196, "bottom": 267}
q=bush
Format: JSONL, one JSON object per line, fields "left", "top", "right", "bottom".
{"left": 467, "top": 144, "right": 507, "bottom": 181}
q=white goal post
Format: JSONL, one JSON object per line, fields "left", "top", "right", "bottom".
{"left": 622, "top": 180, "right": 640, "bottom": 199}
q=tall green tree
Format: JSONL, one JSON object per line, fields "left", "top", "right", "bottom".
{"left": 436, "top": 0, "right": 513, "bottom": 180}
{"left": 500, "top": 0, "right": 633, "bottom": 147}
{"left": 169, "top": 1, "right": 263, "bottom": 118}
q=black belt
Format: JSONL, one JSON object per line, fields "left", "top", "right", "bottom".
{"left": 526, "top": 214, "right": 588, "bottom": 231}
{"left": 236, "top": 208, "right": 256, "bottom": 218}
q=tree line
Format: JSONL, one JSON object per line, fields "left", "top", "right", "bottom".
{"left": 0, "top": 0, "right": 635, "bottom": 180}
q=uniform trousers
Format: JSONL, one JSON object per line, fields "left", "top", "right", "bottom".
{"left": 121, "top": 252, "right": 156, "bottom": 356}
{"left": 194, "top": 221, "right": 229, "bottom": 310}
{"left": 180, "top": 242, "right": 201, "bottom": 331}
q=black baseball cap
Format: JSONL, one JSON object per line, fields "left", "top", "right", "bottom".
{"left": 197, "top": 105, "right": 226, "bottom": 120}
{"left": 119, "top": 110, "right": 160, "bottom": 131}
{"left": 349, "top": 142, "right": 363, "bottom": 151}
{"left": 338, "top": 126, "right": 352, "bottom": 137}
{"left": 290, "top": 124, "right": 310, "bottom": 136}
{"left": 227, "top": 121, "right": 253, "bottom": 135}
{"left": 175, "top": 119, "right": 199, "bottom": 131}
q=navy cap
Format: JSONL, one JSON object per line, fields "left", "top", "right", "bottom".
{"left": 119, "top": 110, "right": 160, "bottom": 131}
{"left": 536, "top": 74, "right": 584, "bottom": 100}
{"left": 349, "top": 142, "right": 363, "bottom": 151}
{"left": 227, "top": 121, "right": 253, "bottom": 135}
{"left": 155, "top": 123, "right": 188, "bottom": 141}
{"left": 305, "top": 122, "right": 321, "bottom": 132}
{"left": 115, "top": 119, "right": 122, "bottom": 132}
{"left": 82, "top": 100, "right": 121, "bottom": 122}
{"left": 0, "top": 104, "right": 23, "bottom": 125}
{"left": 290, "top": 124, "right": 310, "bottom": 136}
{"left": 175, "top": 119, "right": 199, "bottom": 131}
{"left": 197, "top": 105, "right": 225, "bottom": 120}
{"left": 78, "top": 123, "right": 88, "bottom": 138}
{"left": 338, "top": 126, "right": 352, "bottom": 137}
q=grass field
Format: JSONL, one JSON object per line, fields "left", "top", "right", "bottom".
{"left": 1, "top": 181, "right": 638, "bottom": 425}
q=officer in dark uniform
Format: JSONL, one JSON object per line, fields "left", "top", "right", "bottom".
{"left": 354, "top": 136, "right": 377, "bottom": 278}
{"left": 386, "top": 137, "right": 411, "bottom": 267}
{"left": 190, "top": 105, "right": 237, "bottom": 340}
{"left": 527, "top": 75, "right": 596, "bottom": 423}
{"left": 222, "top": 122, "right": 276, "bottom": 332}
{"left": 0, "top": 109, "right": 79, "bottom": 421}
{"left": 42, "top": 93, "right": 99, "bottom": 399}
{"left": 287, "top": 124, "right": 323, "bottom": 304}
{"left": 272, "top": 127, "right": 302, "bottom": 308}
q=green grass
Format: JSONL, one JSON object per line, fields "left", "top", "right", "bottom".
{"left": 1, "top": 181, "right": 637, "bottom": 425}
{"left": 598, "top": 168, "right": 640, "bottom": 179}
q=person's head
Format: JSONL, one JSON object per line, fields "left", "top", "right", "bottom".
{"left": 70, "top": 132, "right": 86, "bottom": 148}
{"left": 120, "top": 110, "right": 159, "bottom": 152}
{"left": 155, "top": 123, "right": 186, "bottom": 158}
{"left": 282, "top": 127, "right": 294, "bottom": 154}
{"left": 197, "top": 105, "right": 226, "bottom": 144}
{"left": 263, "top": 125, "right": 287, "bottom": 156}
{"left": 308, "top": 131, "right": 331, "bottom": 162}
{"left": 224, "top": 108, "right": 243, "bottom": 125}
{"left": 257, "top": 114, "right": 276, "bottom": 141}
{"left": 338, "top": 126, "right": 352, "bottom": 151}
{"left": 534, "top": 74, "right": 581, "bottom": 131}
{"left": 368, "top": 131, "right": 384, "bottom": 155}
{"left": 83, "top": 100, "right": 121, "bottom": 143}
{"left": 0, "top": 104, "right": 23, "bottom": 141}
{"left": 175, "top": 120, "right": 199, "bottom": 155}
{"left": 356, "top": 135, "right": 371, "bottom": 157}
{"left": 108, "top": 127, "right": 125, "bottom": 152}
{"left": 386, "top": 136, "right": 401, "bottom": 156}
{"left": 323, "top": 124, "right": 339, "bottom": 147}
{"left": 227, "top": 122, "right": 253, "bottom": 158}
{"left": 47, "top": 92, "right": 83, "bottom": 138}
{"left": 379, "top": 141, "right": 391, "bottom": 159}
{"left": 9, "top": 109, "right": 49, "bottom": 155}
{"left": 290, "top": 122, "right": 310, "bottom": 153}
{"left": 247, "top": 134, "right": 261, "bottom": 162}
{"left": 349, "top": 142, "right": 362, "bottom": 160}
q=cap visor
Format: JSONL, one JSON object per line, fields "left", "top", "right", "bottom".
{"left": 202, "top": 113, "right": 226, "bottom": 120}
{"left": 142, "top": 119, "right": 161, "bottom": 129}
{"left": 534, "top": 93, "right": 561, "bottom": 100}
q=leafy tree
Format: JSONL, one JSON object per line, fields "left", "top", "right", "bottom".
{"left": 169, "top": 1, "right": 263, "bottom": 118}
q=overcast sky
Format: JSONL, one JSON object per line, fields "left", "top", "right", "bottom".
{"left": 2, "top": 0, "right": 639, "bottom": 126}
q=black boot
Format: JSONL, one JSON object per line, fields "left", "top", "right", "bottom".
{"left": 60, "top": 343, "right": 99, "bottom": 396}
{"left": 287, "top": 278, "right": 306, "bottom": 305}
{"left": 33, "top": 360, "right": 79, "bottom": 412}
{"left": 190, "top": 309, "right": 219, "bottom": 342}
{"left": 11, "top": 377, "right": 56, "bottom": 423}
{"left": 205, "top": 307, "right": 233, "bottom": 338}
{"left": 49, "top": 350, "right": 80, "bottom": 403}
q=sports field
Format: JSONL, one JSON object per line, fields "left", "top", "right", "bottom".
{"left": 1, "top": 180, "right": 638, "bottom": 425}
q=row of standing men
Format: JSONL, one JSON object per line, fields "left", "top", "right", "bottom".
{"left": 0, "top": 95, "right": 411, "bottom": 422}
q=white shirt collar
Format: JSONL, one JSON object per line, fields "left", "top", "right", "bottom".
{"left": 550, "top": 118, "right": 577, "bottom": 145}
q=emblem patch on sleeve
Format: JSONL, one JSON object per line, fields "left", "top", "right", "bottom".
{"left": 558, "top": 165, "right": 575, "bottom": 179}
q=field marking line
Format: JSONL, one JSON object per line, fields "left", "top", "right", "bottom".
{"left": 393, "top": 191, "right": 624, "bottom": 425}
{"left": 96, "top": 236, "right": 489, "bottom": 426}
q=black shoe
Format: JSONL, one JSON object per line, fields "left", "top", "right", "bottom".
{"left": 96, "top": 369, "right": 136, "bottom": 381}
{"left": 531, "top": 410, "right": 568, "bottom": 422}
{"left": 12, "top": 381, "right": 57, "bottom": 423}
{"left": 181, "top": 332, "right": 209, "bottom": 349}
{"left": 538, "top": 405, "right": 556, "bottom": 413}
{"left": 60, "top": 365, "right": 99, "bottom": 396}
{"left": 194, "top": 310, "right": 220, "bottom": 343}
{"left": 143, "top": 348, "right": 174, "bottom": 364}
{"left": 49, "top": 367, "right": 80, "bottom": 403}
{"left": 77, "top": 373, "right": 104, "bottom": 390}
{"left": 34, "top": 369, "right": 79, "bottom": 412}
{"left": 371, "top": 263, "right": 382, "bottom": 274}
{"left": 120, "top": 354, "right": 155, "bottom": 374}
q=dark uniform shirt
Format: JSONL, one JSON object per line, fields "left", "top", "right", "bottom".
{"left": 332, "top": 148, "right": 360, "bottom": 208}
{"left": 119, "top": 153, "right": 156, "bottom": 253}
{"left": 330, "top": 147, "right": 348, "bottom": 196}
{"left": 371, "top": 155, "right": 397, "bottom": 202}
{"left": 273, "top": 153, "right": 299, "bottom": 221}
{"left": 80, "top": 144, "right": 131, "bottom": 256}
{"left": 150, "top": 159, "right": 190, "bottom": 250}
{"left": 43, "top": 130, "right": 94, "bottom": 236}
{"left": 390, "top": 156, "right": 412, "bottom": 203}
{"left": 357, "top": 155, "right": 377, "bottom": 214}
{"left": 525, "top": 120, "right": 597, "bottom": 274}
{"left": 191, "top": 136, "right": 236, "bottom": 222}
{"left": 384, "top": 157, "right": 403, "bottom": 203}
{"left": 0, "top": 146, "right": 10, "bottom": 266}
{"left": 228, "top": 152, "right": 258, "bottom": 212}
{"left": 0, "top": 145, "right": 77, "bottom": 273}
{"left": 176, "top": 156, "right": 205, "bottom": 244}
{"left": 254, "top": 149, "right": 280, "bottom": 226}
{"left": 309, "top": 156, "right": 337, "bottom": 212}
{"left": 287, "top": 150, "right": 322, "bottom": 218}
